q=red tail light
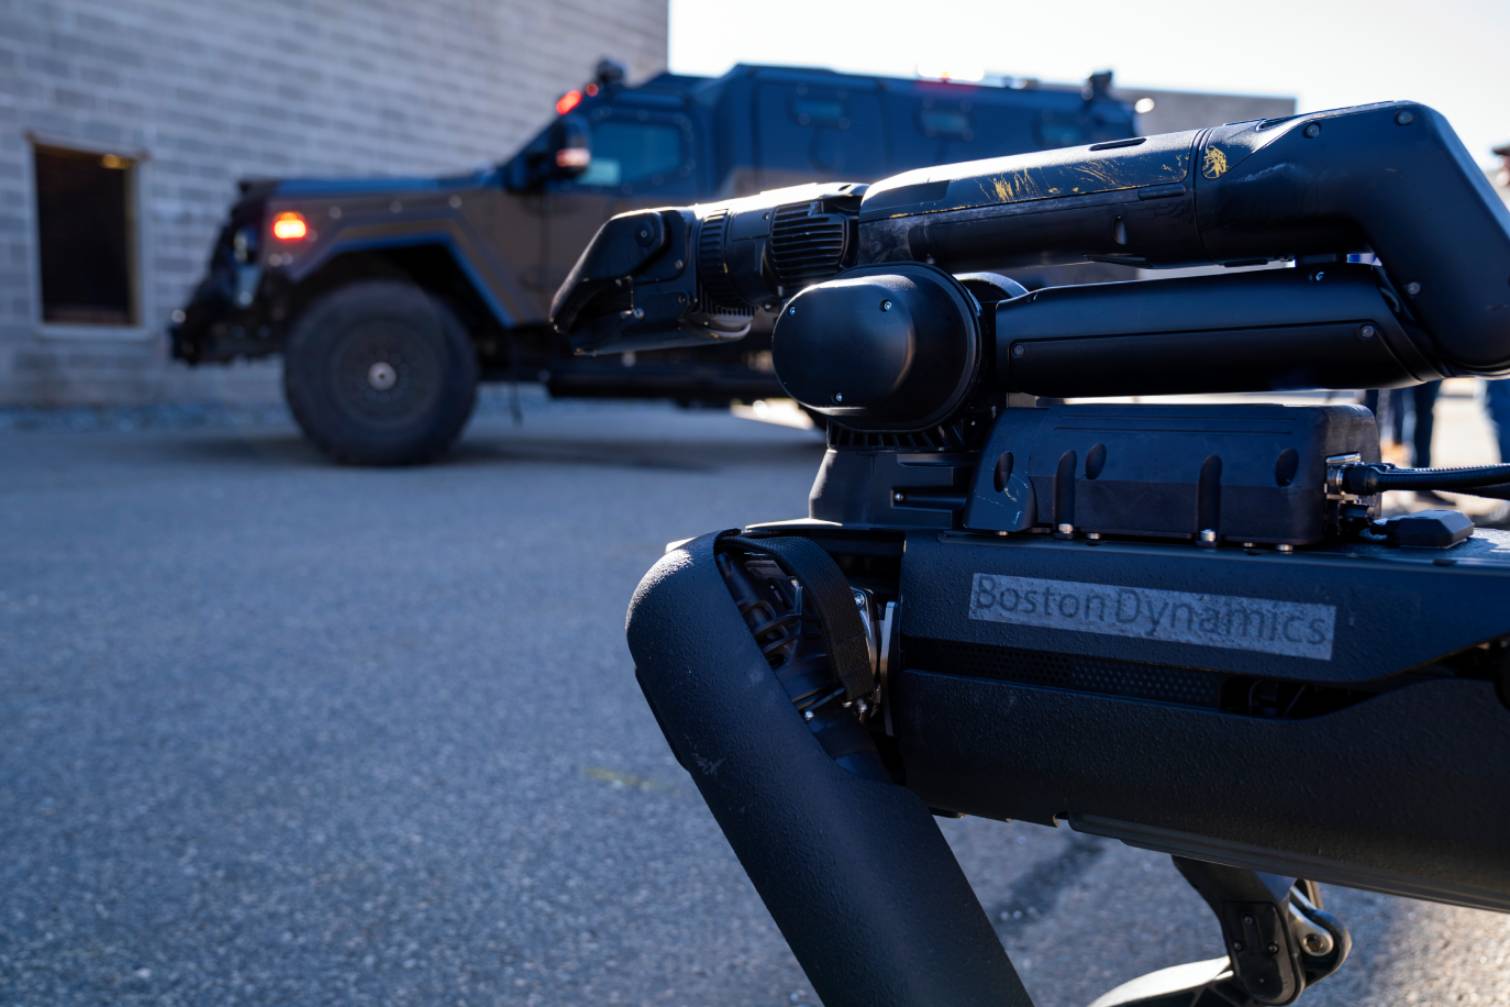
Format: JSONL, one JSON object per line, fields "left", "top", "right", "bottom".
{"left": 555, "top": 89, "right": 583, "bottom": 116}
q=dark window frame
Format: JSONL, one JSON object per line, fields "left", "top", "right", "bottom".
{"left": 556, "top": 111, "right": 695, "bottom": 195}
{"left": 30, "top": 139, "right": 144, "bottom": 332}
{"left": 790, "top": 94, "right": 849, "bottom": 129}
{"left": 919, "top": 104, "right": 974, "bottom": 140}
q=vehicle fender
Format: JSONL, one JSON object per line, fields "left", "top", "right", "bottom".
{"left": 268, "top": 202, "right": 526, "bottom": 328}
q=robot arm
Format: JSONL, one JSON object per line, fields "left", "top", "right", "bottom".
{"left": 553, "top": 102, "right": 1510, "bottom": 383}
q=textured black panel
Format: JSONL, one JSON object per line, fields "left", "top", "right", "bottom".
{"left": 906, "top": 636, "right": 1224, "bottom": 708}
{"left": 964, "top": 403, "right": 1381, "bottom": 545}
{"left": 900, "top": 530, "right": 1510, "bottom": 685}
{"left": 894, "top": 668, "right": 1510, "bottom": 913}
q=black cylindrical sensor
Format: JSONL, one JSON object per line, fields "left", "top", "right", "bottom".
{"left": 772, "top": 264, "right": 980, "bottom": 432}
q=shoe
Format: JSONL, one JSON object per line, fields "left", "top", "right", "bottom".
{"left": 1474, "top": 503, "right": 1510, "bottom": 530}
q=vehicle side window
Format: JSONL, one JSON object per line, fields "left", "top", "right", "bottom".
{"left": 919, "top": 106, "right": 971, "bottom": 140}
{"left": 792, "top": 96, "right": 846, "bottom": 127}
{"left": 578, "top": 119, "right": 684, "bottom": 189}
{"left": 1038, "top": 112, "right": 1091, "bottom": 150}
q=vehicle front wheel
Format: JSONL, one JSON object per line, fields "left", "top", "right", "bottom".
{"left": 282, "top": 280, "right": 479, "bottom": 465}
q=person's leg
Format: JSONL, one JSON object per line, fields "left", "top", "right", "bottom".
{"left": 1476, "top": 381, "right": 1510, "bottom": 527}
{"left": 1410, "top": 381, "right": 1442, "bottom": 468}
{"left": 1485, "top": 380, "right": 1510, "bottom": 463}
{"left": 1376, "top": 387, "right": 1410, "bottom": 466}
{"left": 1365, "top": 388, "right": 1408, "bottom": 465}
{"left": 1389, "top": 387, "right": 1408, "bottom": 445}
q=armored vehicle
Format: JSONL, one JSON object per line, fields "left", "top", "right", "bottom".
{"left": 170, "top": 61, "right": 1134, "bottom": 464}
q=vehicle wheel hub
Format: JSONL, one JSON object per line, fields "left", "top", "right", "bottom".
{"left": 367, "top": 361, "right": 398, "bottom": 391}
{"left": 329, "top": 319, "right": 444, "bottom": 428}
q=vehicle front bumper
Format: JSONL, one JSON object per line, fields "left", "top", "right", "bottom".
{"left": 168, "top": 265, "right": 282, "bottom": 365}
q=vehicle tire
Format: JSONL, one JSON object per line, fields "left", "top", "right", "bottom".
{"left": 282, "top": 280, "right": 479, "bottom": 465}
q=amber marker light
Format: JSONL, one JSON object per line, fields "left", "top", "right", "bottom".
{"left": 271, "top": 211, "right": 309, "bottom": 241}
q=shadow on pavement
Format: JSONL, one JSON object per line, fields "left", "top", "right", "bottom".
{"left": 154, "top": 429, "right": 824, "bottom": 475}
{"left": 447, "top": 433, "right": 822, "bottom": 472}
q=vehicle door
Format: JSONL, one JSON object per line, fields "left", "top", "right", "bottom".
{"left": 886, "top": 89, "right": 1036, "bottom": 170}
{"left": 750, "top": 80, "right": 886, "bottom": 189}
{"left": 541, "top": 108, "right": 697, "bottom": 296}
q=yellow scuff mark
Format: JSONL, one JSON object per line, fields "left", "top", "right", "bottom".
{"left": 1079, "top": 163, "right": 1116, "bottom": 187}
{"left": 992, "top": 176, "right": 1014, "bottom": 201}
{"left": 1012, "top": 169, "right": 1044, "bottom": 199}
{"left": 1201, "top": 147, "right": 1229, "bottom": 179}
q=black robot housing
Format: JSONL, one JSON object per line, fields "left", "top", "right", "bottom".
{"left": 552, "top": 102, "right": 1510, "bottom": 1007}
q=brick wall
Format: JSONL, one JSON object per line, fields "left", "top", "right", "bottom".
{"left": 0, "top": 0, "right": 667, "bottom": 406}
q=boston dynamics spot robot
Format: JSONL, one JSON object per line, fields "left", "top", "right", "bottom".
{"left": 553, "top": 101, "right": 1510, "bottom": 1006}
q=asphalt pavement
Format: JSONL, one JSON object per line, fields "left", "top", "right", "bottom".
{"left": 2, "top": 394, "right": 1507, "bottom": 1005}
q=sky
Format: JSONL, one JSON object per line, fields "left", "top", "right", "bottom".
{"left": 669, "top": 0, "right": 1508, "bottom": 168}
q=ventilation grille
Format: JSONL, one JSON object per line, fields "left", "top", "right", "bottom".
{"left": 902, "top": 638, "right": 1373, "bottom": 719}
{"left": 905, "top": 637, "right": 1225, "bottom": 708}
{"left": 769, "top": 201, "right": 849, "bottom": 288}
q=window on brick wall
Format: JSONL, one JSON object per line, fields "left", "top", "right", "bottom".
{"left": 33, "top": 144, "right": 139, "bottom": 327}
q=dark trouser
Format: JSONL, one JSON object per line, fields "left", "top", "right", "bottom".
{"left": 1486, "top": 379, "right": 1510, "bottom": 464}
{"left": 1365, "top": 382, "right": 1441, "bottom": 467}
{"left": 1404, "top": 380, "right": 1442, "bottom": 468}
{"left": 1364, "top": 388, "right": 1407, "bottom": 445}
